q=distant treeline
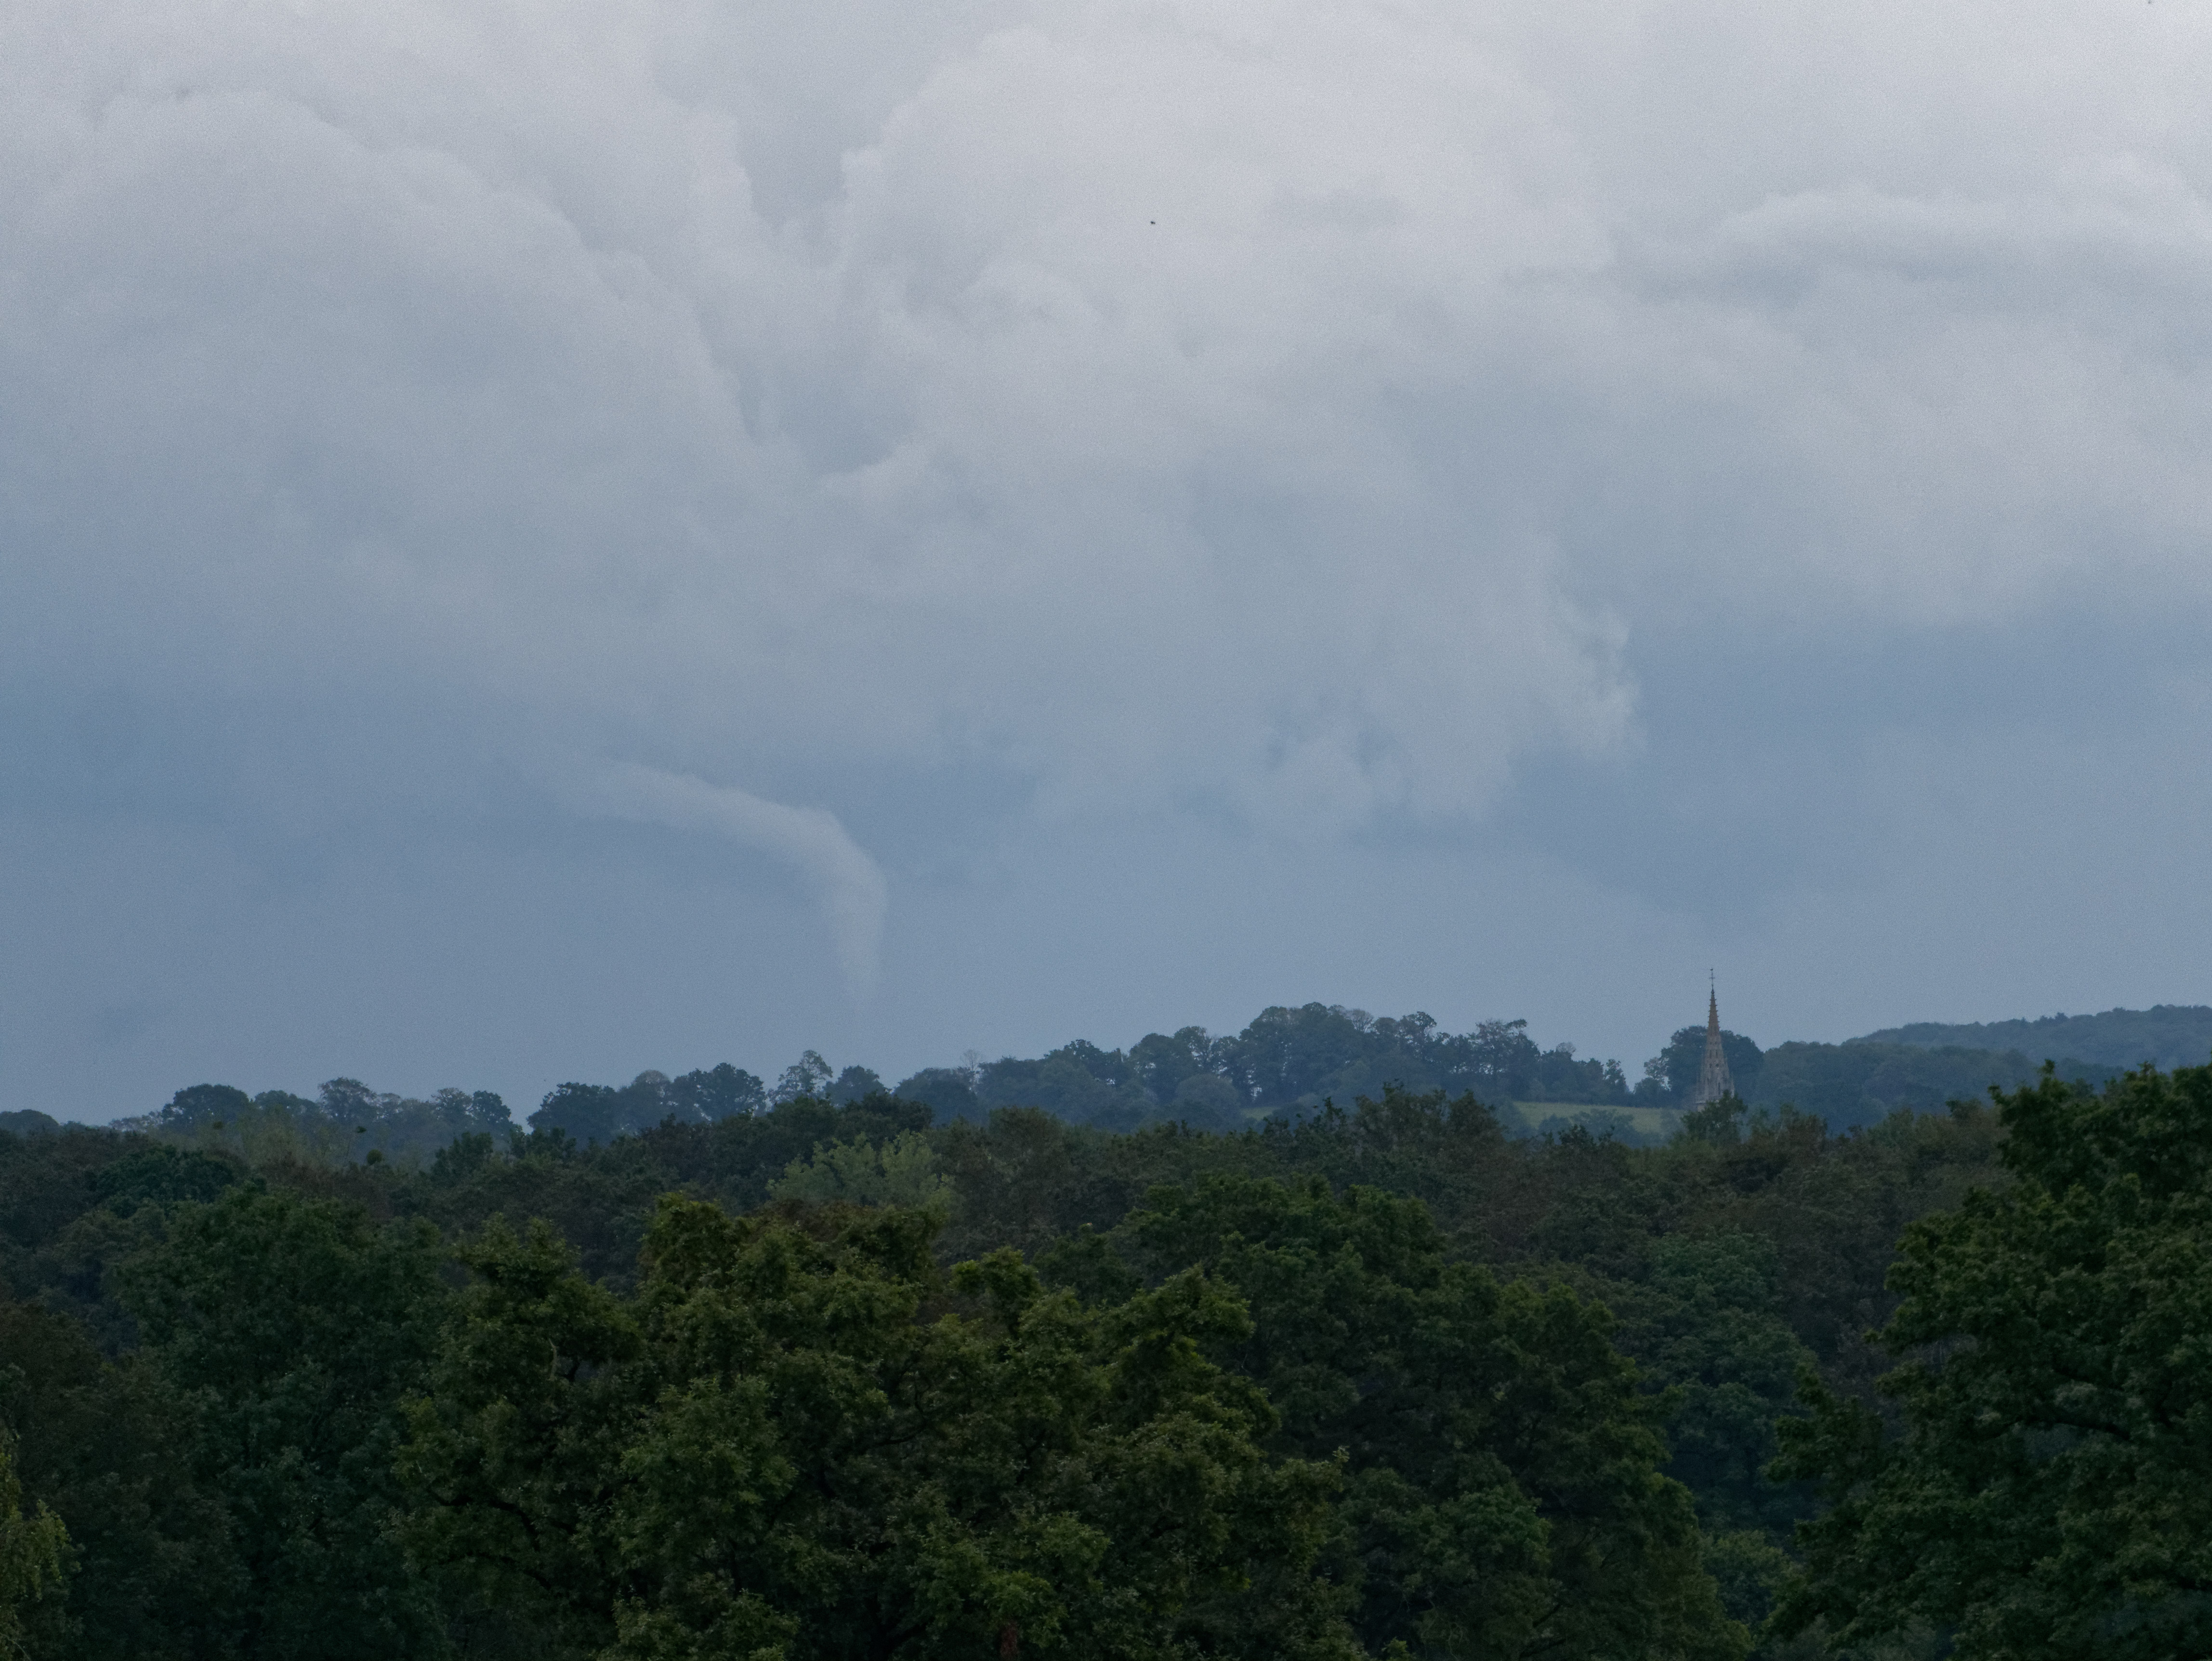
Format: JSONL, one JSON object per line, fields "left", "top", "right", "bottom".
{"left": 1856, "top": 1002, "right": 2212, "bottom": 1071}
{"left": 41, "top": 1005, "right": 1653, "bottom": 1156}
{"left": 0, "top": 1006, "right": 2183, "bottom": 1165}
{"left": 886, "top": 1006, "right": 1635, "bottom": 1129}
{"left": 1726, "top": 1039, "right": 2118, "bottom": 1128}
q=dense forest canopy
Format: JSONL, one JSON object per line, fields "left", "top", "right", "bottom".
{"left": 1773, "top": 1063, "right": 2212, "bottom": 1658}
{"left": 13, "top": 1052, "right": 2194, "bottom": 1658}
{"left": 3, "top": 1003, "right": 2208, "bottom": 1658}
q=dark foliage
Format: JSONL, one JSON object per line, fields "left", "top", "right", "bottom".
{"left": 1745, "top": 1040, "right": 2115, "bottom": 1128}
{"left": 1857, "top": 1002, "right": 2212, "bottom": 1070}
{"left": 527, "top": 1064, "right": 768, "bottom": 1142}
{"left": 1775, "top": 1063, "right": 2212, "bottom": 1659}
{"left": 0, "top": 1043, "right": 2072, "bottom": 1661}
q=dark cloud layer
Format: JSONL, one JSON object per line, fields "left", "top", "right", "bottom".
{"left": 4, "top": 0, "right": 2211, "bottom": 1118}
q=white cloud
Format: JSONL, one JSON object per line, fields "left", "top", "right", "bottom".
{"left": 4, "top": 0, "right": 2212, "bottom": 859}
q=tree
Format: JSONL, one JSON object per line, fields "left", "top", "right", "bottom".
{"left": 1466, "top": 1018, "right": 1543, "bottom": 1098}
{"left": 1650, "top": 1030, "right": 1764, "bottom": 1103}
{"left": 1218, "top": 1004, "right": 1415, "bottom": 1110}
{"left": 1743, "top": 1040, "right": 2095, "bottom": 1130}
{"left": 1168, "top": 1072, "right": 1247, "bottom": 1129}
{"left": 154, "top": 1084, "right": 253, "bottom": 1133}
{"left": 978, "top": 1043, "right": 1155, "bottom": 1129}
{"left": 1087, "top": 1173, "right": 1747, "bottom": 1661}
{"left": 0, "top": 1428, "right": 67, "bottom": 1656}
{"left": 664, "top": 1063, "right": 769, "bottom": 1121}
{"left": 533, "top": 1068, "right": 773, "bottom": 1144}
{"left": 1772, "top": 1065, "right": 2212, "bottom": 1658}
{"left": 402, "top": 1199, "right": 1362, "bottom": 1661}
{"left": 1127, "top": 1027, "right": 1223, "bottom": 1103}
{"left": 1583, "top": 1232, "right": 1817, "bottom": 1547}
{"left": 0, "top": 1295, "right": 231, "bottom": 1660}
{"left": 1679, "top": 1095, "right": 1750, "bottom": 1146}
{"left": 396, "top": 1216, "right": 643, "bottom": 1660}
{"left": 118, "top": 1186, "right": 450, "bottom": 1658}
{"left": 894, "top": 1066, "right": 984, "bottom": 1123}
{"left": 826, "top": 1065, "right": 885, "bottom": 1105}
{"left": 772, "top": 1051, "right": 835, "bottom": 1105}
{"left": 768, "top": 1131, "right": 952, "bottom": 1210}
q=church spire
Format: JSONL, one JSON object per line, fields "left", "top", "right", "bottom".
{"left": 1693, "top": 976, "right": 1735, "bottom": 1107}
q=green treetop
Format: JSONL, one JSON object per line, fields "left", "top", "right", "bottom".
{"left": 1773, "top": 1063, "right": 2212, "bottom": 1659}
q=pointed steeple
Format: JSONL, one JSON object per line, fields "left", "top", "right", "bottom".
{"left": 1693, "top": 976, "right": 1735, "bottom": 1107}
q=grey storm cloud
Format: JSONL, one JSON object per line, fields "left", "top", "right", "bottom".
{"left": 4, "top": 0, "right": 2212, "bottom": 1112}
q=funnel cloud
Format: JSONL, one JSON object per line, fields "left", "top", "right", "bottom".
{"left": 564, "top": 763, "right": 887, "bottom": 995}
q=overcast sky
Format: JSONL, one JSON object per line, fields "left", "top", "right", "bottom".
{"left": 6, "top": 0, "right": 2212, "bottom": 1121}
